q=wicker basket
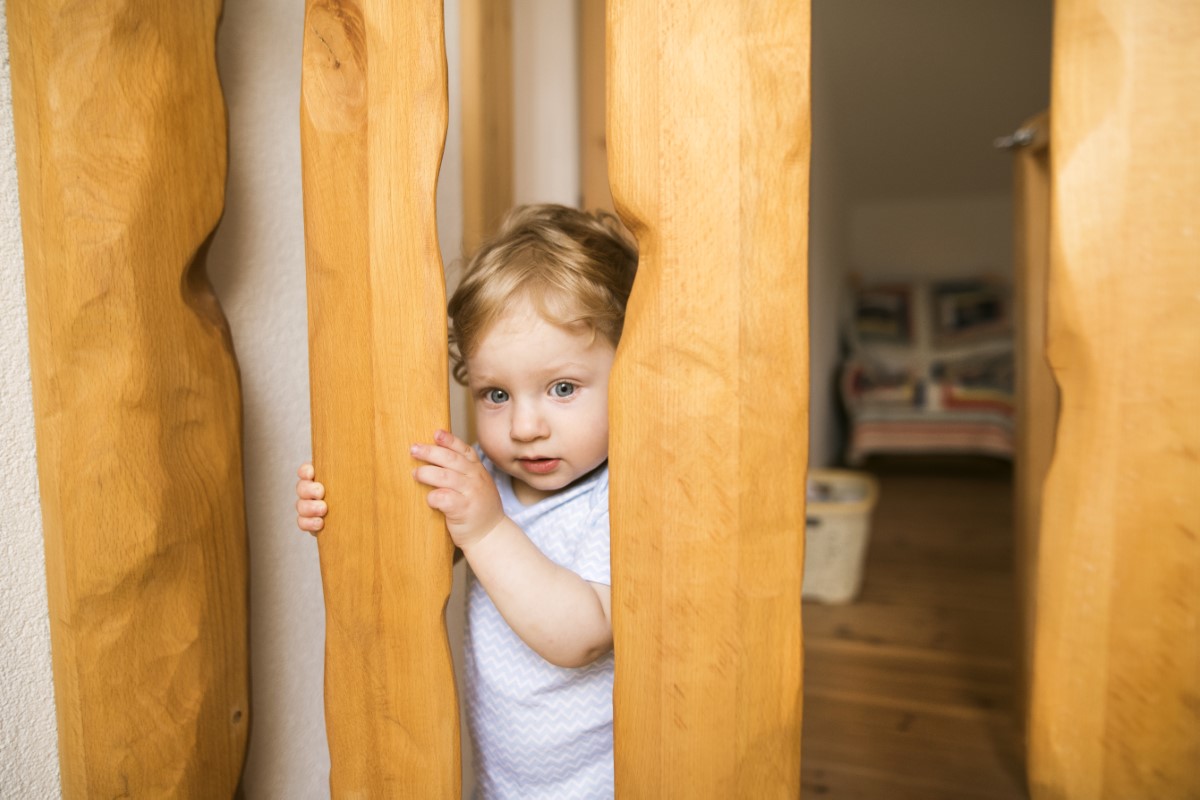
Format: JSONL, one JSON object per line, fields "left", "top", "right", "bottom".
{"left": 803, "top": 469, "right": 880, "bottom": 604}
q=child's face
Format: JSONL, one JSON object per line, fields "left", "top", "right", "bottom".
{"left": 467, "top": 299, "right": 615, "bottom": 506}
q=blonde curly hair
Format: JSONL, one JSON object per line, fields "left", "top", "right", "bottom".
{"left": 448, "top": 204, "right": 638, "bottom": 385}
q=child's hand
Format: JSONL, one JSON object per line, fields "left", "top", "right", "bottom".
{"left": 411, "top": 429, "right": 505, "bottom": 550}
{"left": 295, "top": 463, "right": 327, "bottom": 535}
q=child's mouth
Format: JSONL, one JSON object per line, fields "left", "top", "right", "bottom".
{"left": 519, "top": 457, "right": 561, "bottom": 475}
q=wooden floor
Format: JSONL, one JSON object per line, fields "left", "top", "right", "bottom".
{"left": 801, "top": 460, "right": 1028, "bottom": 799}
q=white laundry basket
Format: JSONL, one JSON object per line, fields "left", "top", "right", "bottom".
{"left": 802, "top": 469, "right": 880, "bottom": 604}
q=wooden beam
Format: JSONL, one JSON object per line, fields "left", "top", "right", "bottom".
{"left": 461, "top": 0, "right": 514, "bottom": 254}
{"left": 1030, "top": 1, "right": 1200, "bottom": 796}
{"left": 1009, "top": 109, "right": 1054, "bottom": 754}
{"left": 606, "top": 2, "right": 811, "bottom": 795}
{"left": 6, "top": 2, "right": 249, "bottom": 795}
{"left": 300, "top": 1, "right": 460, "bottom": 794}
{"left": 579, "top": 0, "right": 613, "bottom": 214}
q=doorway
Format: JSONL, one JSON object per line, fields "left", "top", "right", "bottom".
{"left": 803, "top": 1, "right": 1053, "bottom": 796}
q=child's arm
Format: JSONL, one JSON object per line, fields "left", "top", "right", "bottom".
{"left": 411, "top": 430, "right": 612, "bottom": 669}
{"left": 459, "top": 520, "right": 612, "bottom": 668}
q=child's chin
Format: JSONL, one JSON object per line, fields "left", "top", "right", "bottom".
{"left": 526, "top": 473, "right": 569, "bottom": 490}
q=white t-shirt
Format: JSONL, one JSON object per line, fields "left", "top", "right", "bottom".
{"left": 464, "top": 453, "right": 614, "bottom": 799}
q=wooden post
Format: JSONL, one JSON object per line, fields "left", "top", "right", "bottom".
{"left": 6, "top": 2, "right": 249, "bottom": 796}
{"left": 1009, "top": 110, "right": 1055, "bottom": 750}
{"left": 460, "top": 0, "right": 514, "bottom": 255}
{"left": 606, "top": 2, "right": 811, "bottom": 796}
{"left": 1029, "top": 1, "right": 1200, "bottom": 797}
{"left": 579, "top": 0, "right": 614, "bottom": 214}
{"left": 300, "top": 1, "right": 461, "bottom": 795}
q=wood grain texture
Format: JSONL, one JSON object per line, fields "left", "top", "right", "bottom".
{"left": 1009, "top": 110, "right": 1054, "bottom": 752}
{"left": 5, "top": 2, "right": 249, "bottom": 796}
{"left": 300, "top": 1, "right": 460, "bottom": 795}
{"left": 1030, "top": 2, "right": 1200, "bottom": 797}
{"left": 579, "top": 0, "right": 614, "bottom": 214}
{"left": 606, "top": 2, "right": 810, "bottom": 796}
{"left": 461, "top": 0, "right": 513, "bottom": 255}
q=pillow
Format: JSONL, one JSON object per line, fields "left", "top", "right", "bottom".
{"left": 849, "top": 283, "right": 915, "bottom": 346}
{"left": 929, "top": 278, "right": 1011, "bottom": 346}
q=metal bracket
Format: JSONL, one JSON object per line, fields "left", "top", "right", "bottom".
{"left": 994, "top": 126, "right": 1038, "bottom": 150}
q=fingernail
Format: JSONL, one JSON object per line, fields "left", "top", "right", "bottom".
{"left": 410, "top": 444, "right": 420, "bottom": 455}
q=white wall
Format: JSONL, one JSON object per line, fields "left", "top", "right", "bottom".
{"left": 206, "top": 2, "right": 328, "bottom": 795}
{"left": 848, "top": 194, "right": 1014, "bottom": 281}
{"left": 0, "top": 6, "right": 61, "bottom": 796}
{"left": 513, "top": 0, "right": 580, "bottom": 207}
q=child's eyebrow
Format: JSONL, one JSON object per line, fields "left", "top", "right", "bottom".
{"left": 469, "top": 361, "right": 595, "bottom": 388}
{"left": 534, "top": 361, "right": 600, "bottom": 381}
{"left": 543, "top": 361, "right": 591, "bottom": 374}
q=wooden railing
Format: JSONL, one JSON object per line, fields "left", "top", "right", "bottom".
{"left": 7, "top": 1, "right": 249, "bottom": 795}
{"left": 7, "top": 1, "right": 1198, "bottom": 797}
{"left": 605, "top": 1, "right": 811, "bottom": 795}
{"left": 300, "top": 1, "right": 461, "bottom": 795}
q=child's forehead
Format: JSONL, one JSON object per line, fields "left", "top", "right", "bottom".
{"left": 479, "top": 309, "right": 588, "bottom": 349}
{"left": 484, "top": 293, "right": 587, "bottom": 337}
{"left": 467, "top": 308, "right": 610, "bottom": 379}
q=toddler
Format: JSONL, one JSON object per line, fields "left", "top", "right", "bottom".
{"left": 296, "top": 203, "right": 638, "bottom": 799}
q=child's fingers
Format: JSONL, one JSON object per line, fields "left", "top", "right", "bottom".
{"left": 297, "top": 479, "right": 325, "bottom": 500}
{"left": 425, "top": 487, "right": 462, "bottom": 515}
{"left": 413, "top": 463, "right": 468, "bottom": 491}
{"left": 410, "top": 441, "right": 477, "bottom": 473}
{"left": 432, "top": 429, "right": 476, "bottom": 459}
{"left": 298, "top": 499, "right": 327, "bottom": 518}
{"left": 297, "top": 514, "right": 324, "bottom": 534}
{"left": 298, "top": 463, "right": 315, "bottom": 480}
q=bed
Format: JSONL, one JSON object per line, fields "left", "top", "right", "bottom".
{"left": 838, "top": 276, "right": 1015, "bottom": 465}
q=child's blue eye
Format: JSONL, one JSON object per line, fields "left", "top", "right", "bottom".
{"left": 485, "top": 388, "right": 509, "bottom": 404}
{"left": 551, "top": 382, "right": 576, "bottom": 398}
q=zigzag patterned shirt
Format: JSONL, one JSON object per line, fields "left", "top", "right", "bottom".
{"left": 465, "top": 454, "right": 614, "bottom": 799}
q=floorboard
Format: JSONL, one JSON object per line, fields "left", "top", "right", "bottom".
{"left": 802, "top": 461, "right": 1027, "bottom": 799}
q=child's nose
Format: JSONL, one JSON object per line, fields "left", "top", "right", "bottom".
{"left": 510, "top": 402, "right": 549, "bottom": 441}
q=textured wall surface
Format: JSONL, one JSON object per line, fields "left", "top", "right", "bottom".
{"left": 206, "top": 1, "right": 328, "bottom": 795}
{"left": 513, "top": 0, "right": 579, "bottom": 207}
{"left": 0, "top": 6, "right": 62, "bottom": 796}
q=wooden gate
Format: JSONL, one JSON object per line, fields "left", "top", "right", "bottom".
{"left": 298, "top": 0, "right": 811, "bottom": 794}
{"left": 7, "top": 0, "right": 1198, "bottom": 797}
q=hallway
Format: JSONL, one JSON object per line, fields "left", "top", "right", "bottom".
{"left": 801, "top": 461, "right": 1027, "bottom": 799}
